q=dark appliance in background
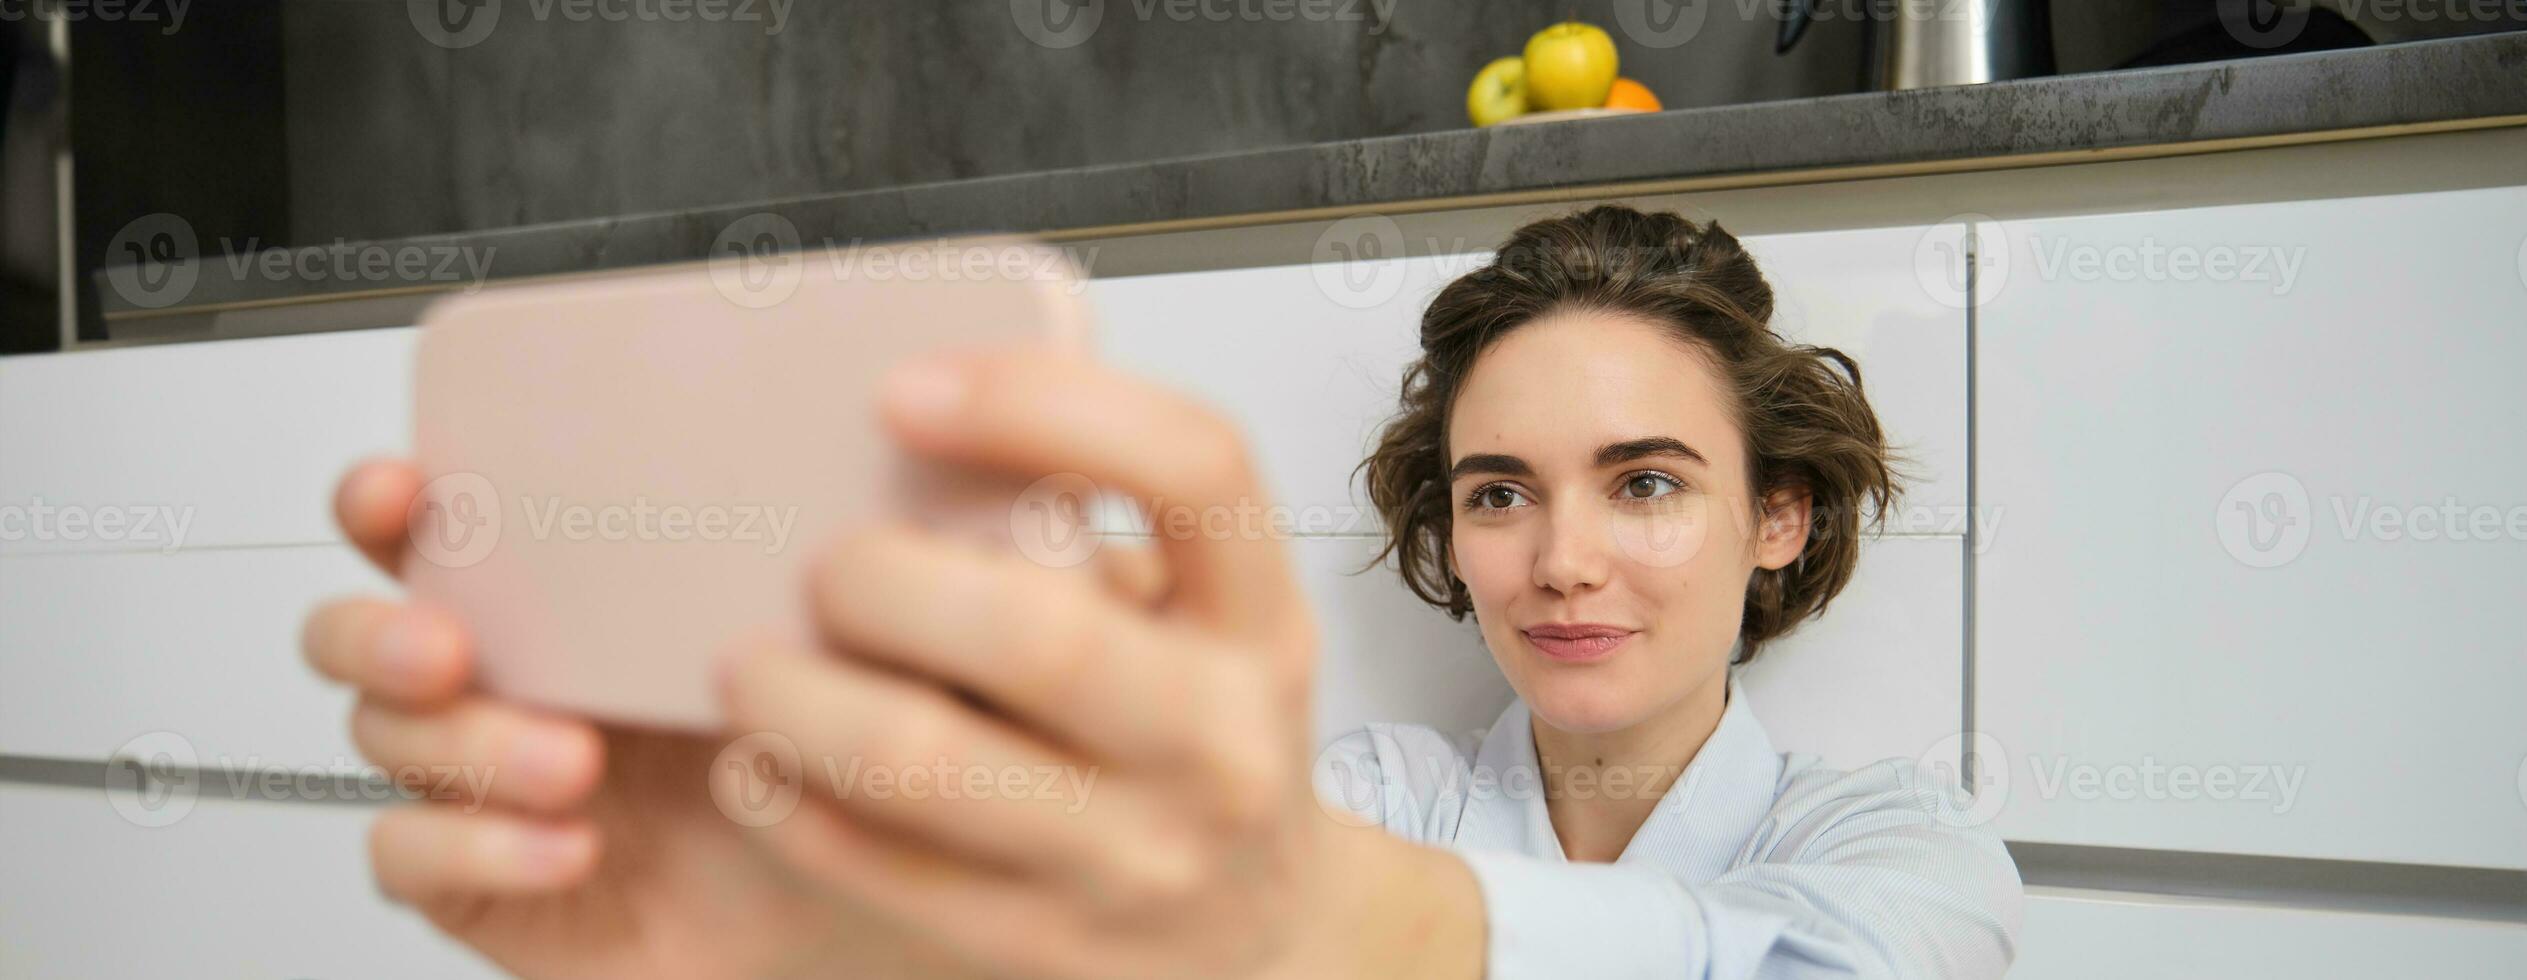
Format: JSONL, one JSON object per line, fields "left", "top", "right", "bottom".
{"left": 1, "top": 16, "right": 62, "bottom": 353}
{"left": 65, "top": 4, "right": 290, "bottom": 347}
{"left": 2060, "top": 0, "right": 2373, "bottom": 72}
{"left": 2060, "top": 0, "right": 2527, "bottom": 73}
{"left": 1780, "top": 0, "right": 2527, "bottom": 85}
{"left": 1777, "top": 0, "right": 2056, "bottom": 89}
{"left": 0, "top": 5, "right": 291, "bottom": 353}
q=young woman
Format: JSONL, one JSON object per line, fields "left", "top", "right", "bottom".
{"left": 303, "top": 204, "right": 2021, "bottom": 978}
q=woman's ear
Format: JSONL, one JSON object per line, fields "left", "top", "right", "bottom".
{"left": 1753, "top": 487, "right": 1812, "bottom": 571}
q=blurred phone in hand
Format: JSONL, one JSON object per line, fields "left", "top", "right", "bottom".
{"left": 405, "top": 234, "right": 1097, "bottom": 731}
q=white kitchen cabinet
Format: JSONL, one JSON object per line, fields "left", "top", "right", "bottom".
{"left": 1742, "top": 224, "right": 1970, "bottom": 519}
{"left": 0, "top": 545, "right": 381, "bottom": 771}
{"left": 1973, "top": 184, "right": 2527, "bottom": 869}
{"left": 1083, "top": 254, "right": 1435, "bottom": 536}
{"left": 0, "top": 782, "right": 502, "bottom": 979}
{"left": 1294, "top": 534, "right": 1510, "bottom": 744}
{"left": 0, "top": 327, "right": 414, "bottom": 556}
{"left": 1740, "top": 536, "right": 1965, "bottom": 775}
{"left": 2014, "top": 889, "right": 2527, "bottom": 979}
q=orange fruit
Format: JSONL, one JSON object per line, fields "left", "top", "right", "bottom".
{"left": 1604, "top": 77, "right": 1662, "bottom": 112}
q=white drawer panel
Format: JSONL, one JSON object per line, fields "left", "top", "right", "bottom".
{"left": 1739, "top": 536, "right": 1964, "bottom": 774}
{"left": 1742, "top": 224, "right": 1970, "bottom": 519}
{"left": 1974, "top": 184, "right": 2527, "bottom": 870}
{"left": 1296, "top": 534, "right": 1509, "bottom": 745}
{"left": 0, "top": 783, "right": 501, "bottom": 979}
{"left": 0, "top": 545, "right": 381, "bottom": 770}
{"left": 2015, "top": 889, "right": 2527, "bottom": 979}
{"left": 0, "top": 328, "right": 414, "bottom": 556}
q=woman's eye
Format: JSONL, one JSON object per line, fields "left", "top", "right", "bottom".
{"left": 1620, "top": 472, "right": 1684, "bottom": 500}
{"left": 1467, "top": 484, "right": 1530, "bottom": 510}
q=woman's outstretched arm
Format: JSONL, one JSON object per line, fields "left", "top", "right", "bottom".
{"left": 1316, "top": 732, "right": 2021, "bottom": 979}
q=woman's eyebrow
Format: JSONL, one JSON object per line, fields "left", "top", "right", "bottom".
{"left": 1449, "top": 453, "right": 1530, "bottom": 482}
{"left": 1451, "top": 438, "right": 1704, "bottom": 482}
{"left": 1596, "top": 436, "right": 1706, "bottom": 468}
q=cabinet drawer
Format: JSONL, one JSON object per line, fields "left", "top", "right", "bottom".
{"left": 0, "top": 546, "right": 380, "bottom": 770}
{"left": 1739, "top": 536, "right": 1964, "bottom": 774}
{"left": 0, "top": 782, "right": 500, "bottom": 979}
{"left": 2016, "top": 889, "right": 2527, "bottom": 979}
{"left": 1296, "top": 535, "right": 1508, "bottom": 743}
{"left": 0, "top": 328, "right": 413, "bottom": 557}
{"left": 1974, "top": 184, "right": 2527, "bottom": 869}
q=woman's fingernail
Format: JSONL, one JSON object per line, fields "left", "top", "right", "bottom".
{"left": 882, "top": 358, "right": 967, "bottom": 426}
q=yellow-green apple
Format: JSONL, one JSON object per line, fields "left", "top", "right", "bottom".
{"left": 1523, "top": 22, "right": 1619, "bottom": 110}
{"left": 1466, "top": 55, "right": 1528, "bottom": 127}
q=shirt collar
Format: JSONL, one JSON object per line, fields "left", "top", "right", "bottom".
{"left": 1453, "top": 670, "right": 1783, "bottom": 881}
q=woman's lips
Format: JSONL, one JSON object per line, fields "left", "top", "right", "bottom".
{"left": 1521, "top": 624, "right": 1637, "bottom": 663}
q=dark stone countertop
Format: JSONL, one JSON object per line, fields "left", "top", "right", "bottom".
{"left": 94, "top": 31, "right": 2527, "bottom": 322}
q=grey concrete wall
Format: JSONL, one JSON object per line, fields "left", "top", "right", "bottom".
{"left": 283, "top": 0, "right": 1872, "bottom": 243}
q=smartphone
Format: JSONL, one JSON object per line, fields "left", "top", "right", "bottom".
{"left": 404, "top": 234, "right": 1096, "bottom": 731}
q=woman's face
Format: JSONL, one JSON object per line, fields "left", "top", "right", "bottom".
{"left": 1445, "top": 310, "right": 1808, "bottom": 735}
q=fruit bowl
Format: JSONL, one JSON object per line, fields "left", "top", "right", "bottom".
{"left": 1493, "top": 107, "right": 1653, "bottom": 126}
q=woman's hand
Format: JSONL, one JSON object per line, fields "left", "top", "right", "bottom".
{"left": 719, "top": 352, "right": 1485, "bottom": 979}
{"left": 302, "top": 462, "right": 982, "bottom": 980}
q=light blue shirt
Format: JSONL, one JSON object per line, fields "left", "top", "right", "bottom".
{"left": 1313, "top": 673, "right": 2023, "bottom": 979}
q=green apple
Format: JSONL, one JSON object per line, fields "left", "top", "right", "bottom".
{"left": 1467, "top": 56, "right": 1528, "bottom": 127}
{"left": 1523, "top": 22, "right": 1619, "bottom": 110}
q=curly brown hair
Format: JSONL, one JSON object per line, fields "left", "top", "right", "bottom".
{"left": 1354, "top": 204, "right": 1900, "bottom": 663}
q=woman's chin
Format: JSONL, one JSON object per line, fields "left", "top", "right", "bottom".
{"left": 1519, "top": 681, "right": 1656, "bottom": 736}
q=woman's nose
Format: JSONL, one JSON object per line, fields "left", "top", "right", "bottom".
{"left": 1530, "top": 506, "right": 1612, "bottom": 595}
